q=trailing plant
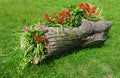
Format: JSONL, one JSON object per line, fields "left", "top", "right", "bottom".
{"left": 20, "top": 25, "right": 47, "bottom": 69}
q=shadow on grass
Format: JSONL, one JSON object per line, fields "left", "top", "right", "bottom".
{"left": 41, "top": 43, "right": 105, "bottom": 65}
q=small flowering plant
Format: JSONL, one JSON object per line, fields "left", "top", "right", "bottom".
{"left": 44, "top": 10, "right": 73, "bottom": 28}
{"left": 44, "top": 3, "right": 102, "bottom": 28}
{"left": 77, "top": 3, "right": 102, "bottom": 20}
{"left": 21, "top": 25, "right": 48, "bottom": 66}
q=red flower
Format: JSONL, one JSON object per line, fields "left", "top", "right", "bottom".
{"left": 37, "top": 38, "right": 41, "bottom": 41}
{"left": 59, "top": 11, "right": 65, "bottom": 16}
{"left": 59, "top": 10, "right": 71, "bottom": 17}
{"left": 34, "top": 36, "right": 47, "bottom": 41}
{"left": 78, "top": 3, "right": 84, "bottom": 8}
{"left": 34, "top": 36, "right": 38, "bottom": 39}
{"left": 83, "top": 8, "right": 87, "bottom": 13}
{"left": 34, "top": 36, "right": 41, "bottom": 41}
{"left": 59, "top": 18, "right": 64, "bottom": 23}
{"left": 78, "top": 3, "right": 91, "bottom": 13}
{"left": 85, "top": 3, "right": 91, "bottom": 10}
{"left": 66, "top": 10, "right": 71, "bottom": 15}
{"left": 91, "top": 7, "right": 96, "bottom": 13}
{"left": 78, "top": 3, "right": 97, "bottom": 17}
{"left": 44, "top": 14, "right": 49, "bottom": 20}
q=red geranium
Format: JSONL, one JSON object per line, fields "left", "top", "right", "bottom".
{"left": 44, "top": 14, "right": 49, "bottom": 20}
{"left": 59, "top": 18, "right": 64, "bottom": 23}
{"left": 78, "top": 3, "right": 97, "bottom": 17}
{"left": 85, "top": 3, "right": 90, "bottom": 10}
{"left": 34, "top": 36, "right": 47, "bottom": 41}
{"left": 59, "top": 11, "right": 65, "bottom": 16}
{"left": 34, "top": 36, "right": 41, "bottom": 41}
{"left": 91, "top": 7, "right": 96, "bottom": 13}
{"left": 59, "top": 10, "right": 71, "bottom": 17}
{"left": 78, "top": 3, "right": 84, "bottom": 8}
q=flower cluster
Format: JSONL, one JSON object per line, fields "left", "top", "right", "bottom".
{"left": 78, "top": 3, "right": 101, "bottom": 20}
{"left": 78, "top": 3, "right": 96, "bottom": 16}
{"left": 34, "top": 36, "right": 47, "bottom": 41}
{"left": 58, "top": 10, "right": 72, "bottom": 23}
{"left": 44, "top": 10, "right": 73, "bottom": 27}
{"left": 44, "top": 3, "right": 102, "bottom": 28}
{"left": 21, "top": 25, "right": 48, "bottom": 66}
{"left": 45, "top": 10, "right": 72, "bottom": 23}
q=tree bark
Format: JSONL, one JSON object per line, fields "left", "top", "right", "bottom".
{"left": 45, "top": 19, "right": 113, "bottom": 58}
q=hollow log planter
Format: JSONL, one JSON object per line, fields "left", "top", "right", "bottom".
{"left": 45, "top": 19, "right": 113, "bottom": 58}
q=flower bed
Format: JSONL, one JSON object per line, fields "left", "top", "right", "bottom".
{"left": 20, "top": 3, "right": 112, "bottom": 67}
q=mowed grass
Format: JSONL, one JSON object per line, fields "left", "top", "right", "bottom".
{"left": 0, "top": 0, "right": 120, "bottom": 78}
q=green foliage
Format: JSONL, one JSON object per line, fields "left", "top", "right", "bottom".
{"left": 68, "top": 5, "right": 83, "bottom": 27}
{"left": 44, "top": 3, "right": 103, "bottom": 28}
{"left": 44, "top": 4, "right": 83, "bottom": 28}
{"left": 44, "top": 10, "right": 73, "bottom": 28}
{"left": 20, "top": 25, "right": 47, "bottom": 68}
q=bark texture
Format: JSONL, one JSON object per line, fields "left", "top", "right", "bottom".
{"left": 44, "top": 19, "right": 113, "bottom": 58}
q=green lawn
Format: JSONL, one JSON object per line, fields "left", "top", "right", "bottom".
{"left": 0, "top": 0, "right": 120, "bottom": 78}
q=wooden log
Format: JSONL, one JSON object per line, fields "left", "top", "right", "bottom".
{"left": 44, "top": 19, "right": 113, "bottom": 58}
